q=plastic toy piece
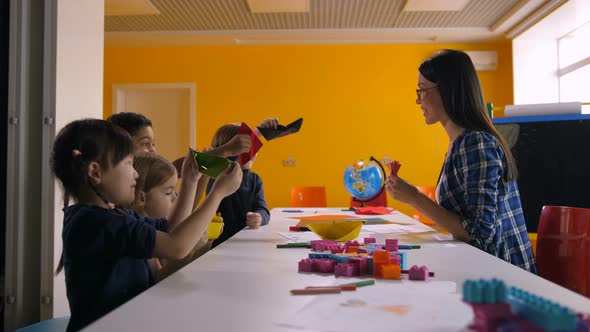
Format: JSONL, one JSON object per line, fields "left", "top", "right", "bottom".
{"left": 398, "top": 245, "right": 421, "bottom": 249}
{"left": 306, "top": 285, "right": 357, "bottom": 291}
{"left": 364, "top": 237, "right": 376, "bottom": 244}
{"left": 298, "top": 259, "right": 315, "bottom": 273}
{"left": 401, "top": 269, "right": 435, "bottom": 277}
{"left": 348, "top": 257, "right": 369, "bottom": 276}
{"left": 310, "top": 240, "right": 338, "bottom": 251}
{"left": 315, "top": 259, "right": 337, "bottom": 273}
{"left": 289, "top": 226, "right": 311, "bottom": 232}
{"left": 381, "top": 264, "right": 401, "bottom": 280}
{"left": 408, "top": 265, "right": 430, "bottom": 281}
{"left": 190, "top": 149, "right": 231, "bottom": 178}
{"left": 335, "top": 263, "right": 359, "bottom": 277}
{"left": 385, "top": 239, "right": 399, "bottom": 251}
{"left": 508, "top": 287, "right": 577, "bottom": 331}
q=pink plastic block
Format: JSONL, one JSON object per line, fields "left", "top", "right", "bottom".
{"left": 316, "top": 259, "right": 337, "bottom": 273}
{"left": 364, "top": 237, "right": 376, "bottom": 244}
{"left": 469, "top": 303, "right": 513, "bottom": 332}
{"left": 335, "top": 263, "right": 359, "bottom": 277}
{"left": 311, "top": 240, "right": 337, "bottom": 251}
{"left": 326, "top": 244, "right": 344, "bottom": 254}
{"left": 385, "top": 239, "right": 399, "bottom": 251}
{"left": 298, "top": 259, "right": 315, "bottom": 273}
{"left": 408, "top": 265, "right": 430, "bottom": 281}
{"left": 348, "top": 257, "right": 369, "bottom": 276}
{"left": 388, "top": 254, "right": 401, "bottom": 266}
{"left": 345, "top": 240, "right": 361, "bottom": 246}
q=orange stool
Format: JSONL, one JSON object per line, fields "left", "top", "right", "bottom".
{"left": 350, "top": 189, "right": 387, "bottom": 207}
{"left": 536, "top": 205, "right": 590, "bottom": 297}
{"left": 412, "top": 186, "right": 436, "bottom": 226}
{"left": 290, "top": 186, "right": 327, "bottom": 207}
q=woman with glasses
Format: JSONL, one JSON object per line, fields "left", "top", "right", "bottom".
{"left": 385, "top": 49, "right": 536, "bottom": 273}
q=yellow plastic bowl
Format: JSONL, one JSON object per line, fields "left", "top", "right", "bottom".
{"left": 306, "top": 220, "right": 363, "bottom": 241}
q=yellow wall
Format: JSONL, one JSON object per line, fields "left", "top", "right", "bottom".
{"left": 104, "top": 42, "right": 513, "bottom": 215}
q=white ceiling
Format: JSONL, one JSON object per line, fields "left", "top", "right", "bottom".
{"left": 104, "top": 0, "right": 565, "bottom": 46}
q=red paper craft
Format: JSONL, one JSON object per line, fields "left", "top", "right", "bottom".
{"left": 354, "top": 207, "right": 395, "bottom": 215}
{"left": 388, "top": 161, "right": 401, "bottom": 176}
{"left": 238, "top": 122, "right": 263, "bottom": 165}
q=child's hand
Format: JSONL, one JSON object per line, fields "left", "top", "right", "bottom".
{"left": 224, "top": 135, "right": 251, "bottom": 156}
{"left": 195, "top": 231, "right": 209, "bottom": 249}
{"left": 245, "top": 212, "right": 262, "bottom": 229}
{"left": 384, "top": 175, "right": 420, "bottom": 205}
{"left": 211, "top": 162, "right": 242, "bottom": 197}
{"left": 181, "top": 149, "right": 201, "bottom": 184}
{"left": 258, "top": 117, "right": 279, "bottom": 129}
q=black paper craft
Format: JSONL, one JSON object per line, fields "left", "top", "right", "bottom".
{"left": 257, "top": 118, "right": 303, "bottom": 141}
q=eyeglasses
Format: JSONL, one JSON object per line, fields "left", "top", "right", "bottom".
{"left": 416, "top": 85, "right": 438, "bottom": 104}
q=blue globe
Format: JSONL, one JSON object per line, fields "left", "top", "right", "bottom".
{"left": 343, "top": 159, "right": 385, "bottom": 200}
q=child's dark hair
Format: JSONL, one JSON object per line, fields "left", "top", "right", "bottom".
{"left": 106, "top": 112, "right": 153, "bottom": 136}
{"left": 51, "top": 119, "right": 133, "bottom": 273}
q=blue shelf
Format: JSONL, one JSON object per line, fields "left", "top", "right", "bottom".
{"left": 493, "top": 113, "right": 590, "bottom": 124}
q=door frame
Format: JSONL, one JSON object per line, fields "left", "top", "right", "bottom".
{"left": 112, "top": 82, "right": 197, "bottom": 149}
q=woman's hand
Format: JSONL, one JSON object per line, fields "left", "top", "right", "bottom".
{"left": 384, "top": 175, "right": 421, "bottom": 206}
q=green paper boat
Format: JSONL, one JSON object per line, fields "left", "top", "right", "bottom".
{"left": 190, "top": 148, "right": 231, "bottom": 178}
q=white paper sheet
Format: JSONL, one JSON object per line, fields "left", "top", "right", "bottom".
{"left": 278, "top": 280, "right": 472, "bottom": 332}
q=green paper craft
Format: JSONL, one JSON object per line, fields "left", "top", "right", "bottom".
{"left": 190, "top": 148, "right": 231, "bottom": 178}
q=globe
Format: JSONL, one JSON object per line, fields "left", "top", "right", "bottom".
{"left": 343, "top": 157, "right": 386, "bottom": 202}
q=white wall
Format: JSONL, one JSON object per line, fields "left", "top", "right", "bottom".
{"left": 513, "top": 0, "right": 590, "bottom": 104}
{"left": 53, "top": 0, "right": 104, "bottom": 317}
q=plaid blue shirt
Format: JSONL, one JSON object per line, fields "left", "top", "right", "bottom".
{"left": 438, "top": 130, "right": 537, "bottom": 273}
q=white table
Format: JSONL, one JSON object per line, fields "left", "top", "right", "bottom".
{"left": 84, "top": 208, "right": 590, "bottom": 331}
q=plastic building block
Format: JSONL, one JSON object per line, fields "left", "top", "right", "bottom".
{"left": 335, "top": 263, "right": 359, "bottom": 277}
{"left": 366, "top": 243, "right": 379, "bottom": 250}
{"left": 381, "top": 264, "right": 401, "bottom": 280}
{"left": 326, "top": 244, "right": 344, "bottom": 254}
{"left": 346, "top": 246, "right": 359, "bottom": 253}
{"left": 311, "top": 240, "right": 338, "bottom": 251}
{"left": 389, "top": 253, "right": 401, "bottom": 266}
{"left": 346, "top": 240, "right": 361, "bottom": 247}
{"left": 393, "top": 252, "right": 407, "bottom": 270}
{"left": 408, "top": 265, "right": 430, "bottom": 281}
{"left": 463, "top": 279, "right": 507, "bottom": 304}
{"left": 348, "top": 257, "right": 369, "bottom": 276}
{"left": 469, "top": 303, "right": 514, "bottom": 332}
{"left": 298, "top": 259, "right": 315, "bottom": 273}
{"left": 508, "top": 287, "right": 577, "bottom": 331}
{"left": 316, "top": 259, "right": 337, "bottom": 273}
{"left": 364, "top": 237, "right": 376, "bottom": 244}
{"left": 385, "top": 239, "right": 399, "bottom": 251}
{"left": 372, "top": 250, "right": 390, "bottom": 263}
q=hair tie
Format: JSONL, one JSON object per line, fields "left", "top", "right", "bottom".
{"left": 72, "top": 149, "right": 82, "bottom": 157}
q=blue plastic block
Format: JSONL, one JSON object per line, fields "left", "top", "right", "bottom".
{"left": 463, "top": 279, "right": 507, "bottom": 304}
{"left": 393, "top": 252, "right": 408, "bottom": 270}
{"left": 508, "top": 287, "right": 577, "bottom": 331}
{"left": 333, "top": 255, "right": 350, "bottom": 264}
{"left": 308, "top": 252, "right": 335, "bottom": 259}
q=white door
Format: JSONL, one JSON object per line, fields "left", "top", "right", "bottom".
{"left": 113, "top": 83, "right": 196, "bottom": 162}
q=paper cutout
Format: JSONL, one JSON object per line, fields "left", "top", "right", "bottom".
{"left": 238, "top": 122, "right": 263, "bottom": 165}
{"left": 190, "top": 148, "right": 231, "bottom": 178}
{"left": 387, "top": 161, "right": 401, "bottom": 176}
{"left": 355, "top": 207, "right": 395, "bottom": 215}
{"left": 306, "top": 220, "right": 363, "bottom": 241}
{"left": 257, "top": 118, "right": 303, "bottom": 141}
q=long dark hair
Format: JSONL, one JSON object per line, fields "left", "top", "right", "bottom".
{"left": 50, "top": 119, "right": 134, "bottom": 273}
{"left": 419, "top": 49, "right": 517, "bottom": 181}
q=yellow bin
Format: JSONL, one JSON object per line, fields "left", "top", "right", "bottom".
{"left": 207, "top": 214, "right": 224, "bottom": 240}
